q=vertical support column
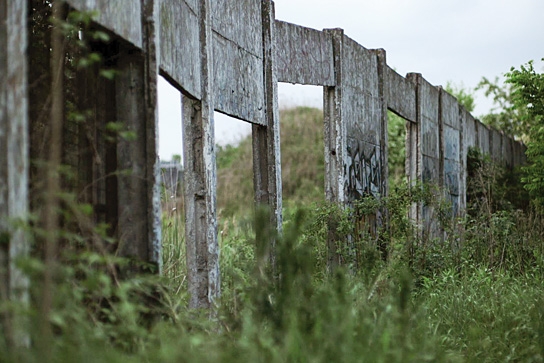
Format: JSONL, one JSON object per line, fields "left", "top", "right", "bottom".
{"left": 374, "top": 49, "right": 389, "bottom": 196}
{"left": 115, "top": 0, "right": 161, "bottom": 271}
{"left": 323, "top": 28, "right": 346, "bottom": 270}
{"left": 459, "top": 108, "right": 469, "bottom": 214}
{"left": 182, "top": 0, "right": 218, "bottom": 309}
{"left": 142, "top": 0, "right": 162, "bottom": 270}
{"left": 407, "top": 73, "right": 442, "bottom": 241}
{"left": 252, "top": 0, "right": 282, "bottom": 273}
{"left": 405, "top": 73, "right": 422, "bottom": 232}
{"left": 323, "top": 28, "right": 346, "bottom": 205}
{"left": 0, "top": 0, "right": 29, "bottom": 347}
{"left": 374, "top": 49, "right": 390, "bottom": 258}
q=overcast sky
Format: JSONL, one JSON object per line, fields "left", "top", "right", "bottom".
{"left": 158, "top": 0, "right": 544, "bottom": 160}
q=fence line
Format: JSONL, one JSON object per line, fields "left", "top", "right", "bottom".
{"left": 1, "top": 0, "right": 525, "bottom": 316}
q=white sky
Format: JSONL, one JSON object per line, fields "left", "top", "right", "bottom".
{"left": 158, "top": 0, "right": 544, "bottom": 161}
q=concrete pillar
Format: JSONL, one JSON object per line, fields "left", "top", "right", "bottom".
{"left": 0, "top": 0, "right": 29, "bottom": 347}
{"left": 323, "top": 28, "right": 346, "bottom": 270}
{"left": 115, "top": 0, "right": 161, "bottom": 271}
{"left": 407, "top": 73, "right": 442, "bottom": 241}
{"left": 182, "top": 0, "right": 219, "bottom": 309}
{"left": 252, "top": 0, "right": 283, "bottom": 273}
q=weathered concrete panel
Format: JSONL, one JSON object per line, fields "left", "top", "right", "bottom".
{"left": 422, "top": 156, "right": 440, "bottom": 184}
{"left": 213, "top": 33, "right": 265, "bottom": 124}
{"left": 211, "top": 0, "right": 262, "bottom": 58}
{"left": 477, "top": 121, "right": 490, "bottom": 154}
{"left": 444, "top": 125, "right": 460, "bottom": 161}
{"left": 444, "top": 159, "right": 460, "bottom": 196}
{"left": 66, "top": 0, "right": 142, "bottom": 48}
{"left": 501, "top": 133, "right": 513, "bottom": 167}
{"left": 1, "top": 0, "right": 29, "bottom": 345}
{"left": 419, "top": 77, "right": 440, "bottom": 159}
{"left": 159, "top": 0, "right": 201, "bottom": 98}
{"left": 345, "top": 138, "right": 383, "bottom": 200}
{"left": 341, "top": 36, "right": 381, "bottom": 141}
{"left": 463, "top": 109, "right": 477, "bottom": 151}
{"left": 490, "top": 128, "right": 502, "bottom": 162}
{"left": 340, "top": 35, "right": 384, "bottom": 200}
{"left": 342, "top": 36, "right": 379, "bottom": 94}
{"left": 422, "top": 204, "right": 441, "bottom": 240}
{"left": 422, "top": 119, "right": 439, "bottom": 158}
{"left": 386, "top": 67, "right": 416, "bottom": 122}
{"left": 419, "top": 78, "right": 440, "bottom": 127}
{"left": 441, "top": 89, "right": 460, "bottom": 129}
{"left": 275, "top": 21, "right": 334, "bottom": 86}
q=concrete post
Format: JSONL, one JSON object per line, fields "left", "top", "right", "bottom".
{"left": 115, "top": 0, "right": 161, "bottom": 271}
{"left": 0, "top": 0, "right": 29, "bottom": 347}
{"left": 182, "top": 0, "right": 219, "bottom": 309}
{"left": 252, "top": 0, "right": 283, "bottom": 274}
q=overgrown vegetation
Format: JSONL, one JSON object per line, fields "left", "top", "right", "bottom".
{"left": 4, "top": 103, "right": 544, "bottom": 362}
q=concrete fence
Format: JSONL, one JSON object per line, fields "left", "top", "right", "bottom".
{"left": 1, "top": 0, "right": 525, "bottom": 317}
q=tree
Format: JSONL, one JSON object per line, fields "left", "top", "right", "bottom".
{"left": 505, "top": 59, "right": 544, "bottom": 207}
{"left": 476, "top": 77, "right": 529, "bottom": 141}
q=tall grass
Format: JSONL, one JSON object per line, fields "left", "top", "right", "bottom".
{"left": 3, "top": 107, "right": 544, "bottom": 362}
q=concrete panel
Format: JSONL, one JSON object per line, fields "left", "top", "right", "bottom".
{"left": 444, "top": 125, "right": 460, "bottom": 161}
{"left": 490, "top": 128, "right": 502, "bottom": 161}
{"left": 477, "top": 121, "right": 490, "bottom": 154}
{"left": 159, "top": 0, "right": 201, "bottom": 98}
{"left": 441, "top": 89, "right": 460, "bottom": 129}
{"left": 422, "top": 156, "right": 440, "bottom": 184}
{"left": 212, "top": 33, "right": 265, "bottom": 124}
{"left": 342, "top": 91, "right": 381, "bottom": 145}
{"left": 345, "top": 138, "right": 383, "bottom": 200}
{"left": 418, "top": 76, "right": 440, "bottom": 159}
{"left": 211, "top": 0, "right": 262, "bottom": 58}
{"left": 422, "top": 119, "right": 439, "bottom": 158}
{"left": 1, "top": 0, "right": 29, "bottom": 345}
{"left": 422, "top": 204, "right": 441, "bottom": 241}
{"left": 501, "top": 133, "right": 513, "bottom": 167}
{"left": 342, "top": 36, "right": 379, "bottom": 94}
{"left": 340, "top": 35, "right": 384, "bottom": 201}
{"left": 419, "top": 77, "right": 440, "bottom": 126}
{"left": 386, "top": 67, "right": 416, "bottom": 122}
{"left": 66, "top": 0, "right": 142, "bottom": 48}
{"left": 341, "top": 36, "right": 381, "bottom": 143}
{"left": 275, "top": 21, "right": 334, "bottom": 86}
{"left": 444, "top": 159, "right": 460, "bottom": 196}
{"left": 463, "top": 109, "right": 477, "bottom": 151}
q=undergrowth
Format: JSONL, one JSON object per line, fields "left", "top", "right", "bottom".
{"left": 2, "top": 108, "right": 544, "bottom": 362}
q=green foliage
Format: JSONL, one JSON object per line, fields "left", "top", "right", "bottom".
{"left": 505, "top": 60, "right": 544, "bottom": 208}
{"left": 476, "top": 76, "right": 529, "bottom": 140}
{"left": 216, "top": 106, "right": 325, "bottom": 218}
{"left": 4, "top": 171, "right": 544, "bottom": 361}
{"left": 466, "top": 147, "right": 530, "bottom": 214}
{"left": 420, "top": 267, "right": 543, "bottom": 362}
{"left": 387, "top": 111, "right": 406, "bottom": 185}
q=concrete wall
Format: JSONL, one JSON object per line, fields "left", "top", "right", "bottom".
{"left": 1, "top": 0, "right": 527, "bottom": 311}
{"left": 1, "top": 0, "right": 29, "bottom": 346}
